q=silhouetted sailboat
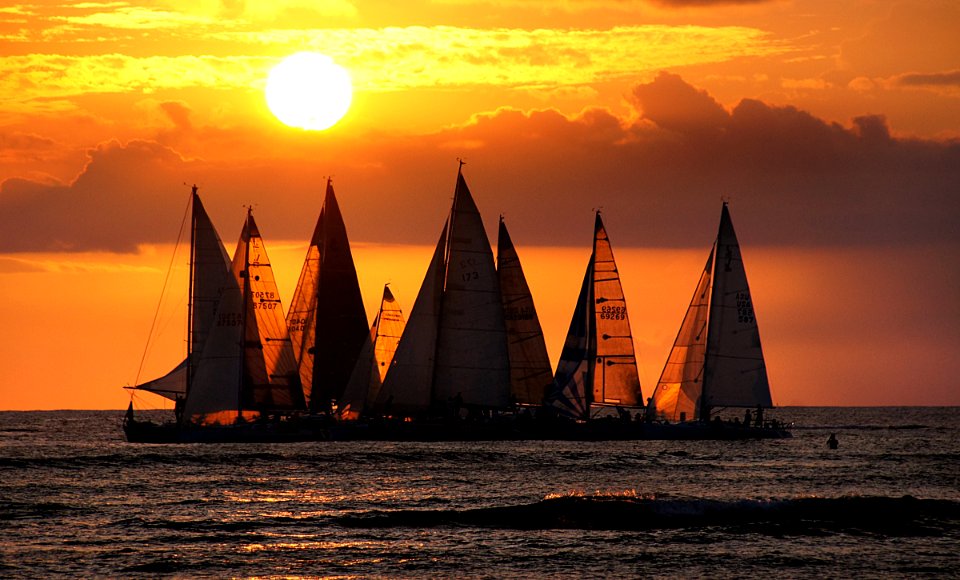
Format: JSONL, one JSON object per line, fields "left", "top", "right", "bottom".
{"left": 497, "top": 216, "right": 553, "bottom": 405}
{"left": 337, "top": 284, "right": 406, "bottom": 420}
{"left": 125, "top": 190, "right": 311, "bottom": 442}
{"left": 286, "top": 179, "right": 369, "bottom": 414}
{"left": 375, "top": 166, "right": 510, "bottom": 417}
{"left": 126, "top": 188, "right": 233, "bottom": 405}
{"left": 648, "top": 202, "right": 775, "bottom": 423}
{"left": 547, "top": 211, "right": 643, "bottom": 420}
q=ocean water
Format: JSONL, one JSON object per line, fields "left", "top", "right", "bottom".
{"left": 1, "top": 407, "right": 957, "bottom": 578}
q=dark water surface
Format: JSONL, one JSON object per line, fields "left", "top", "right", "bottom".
{"left": 1, "top": 407, "right": 958, "bottom": 578}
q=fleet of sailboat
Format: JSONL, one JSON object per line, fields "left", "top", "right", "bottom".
{"left": 125, "top": 170, "right": 788, "bottom": 443}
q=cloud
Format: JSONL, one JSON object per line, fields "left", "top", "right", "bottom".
{"left": 0, "top": 25, "right": 782, "bottom": 103}
{"left": 2, "top": 74, "right": 957, "bottom": 253}
{"left": 0, "top": 140, "right": 199, "bottom": 252}
{"left": 648, "top": 0, "right": 773, "bottom": 5}
{"left": 631, "top": 71, "right": 728, "bottom": 137}
{"left": 890, "top": 69, "right": 960, "bottom": 88}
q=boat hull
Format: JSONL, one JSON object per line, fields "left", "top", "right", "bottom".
{"left": 124, "top": 415, "right": 789, "bottom": 443}
{"left": 122, "top": 417, "right": 332, "bottom": 444}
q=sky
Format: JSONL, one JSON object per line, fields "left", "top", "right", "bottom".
{"left": 1, "top": 0, "right": 958, "bottom": 410}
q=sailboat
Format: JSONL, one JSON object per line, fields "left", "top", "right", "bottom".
{"left": 497, "top": 216, "right": 553, "bottom": 406}
{"left": 337, "top": 284, "right": 406, "bottom": 420}
{"left": 124, "top": 186, "right": 233, "bottom": 414}
{"left": 547, "top": 211, "right": 644, "bottom": 421}
{"left": 125, "top": 188, "right": 316, "bottom": 443}
{"left": 646, "top": 202, "right": 789, "bottom": 437}
{"left": 374, "top": 165, "right": 511, "bottom": 419}
{"left": 286, "top": 178, "right": 369, "bottom": 414}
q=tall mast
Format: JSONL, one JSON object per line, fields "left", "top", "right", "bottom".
{"left": 430, "top": 163, "right": 461, "bottom": 411}
{"left": 183, "top": 185, "right": 199, "bottom": 422}
{"left": 699, "top": 203, "right": 725, "bottom": 422}
{"left": 584, "top": 211, "right": 599, "bottom": 420}
{"left": 239, "top": 207, "right": 252, "bottom": 422}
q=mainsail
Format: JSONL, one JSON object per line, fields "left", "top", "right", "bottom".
{"left": 339, "top": 284, "right": 406, "bottom": 419}
{"left": 377, "top": 167, "right": 510, "bottom": 416}
{"left": 497, "top": 216, "right": 553, "bottom": 405}
{"left": 375, "top": 223, "right": 447, "bottom": 415}
{"left": 286, "top": 179, "right": 368, "bottom": 413}
{"left": 549, "top": 212, "right": 642, "bottom": 419}
{"left": 650, "top": 202, "right": 772, "bottom": 421}
{"left": 129, "top": 189, "right": 233, "bottom": 402}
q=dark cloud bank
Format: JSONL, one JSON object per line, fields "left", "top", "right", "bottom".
{"left": 1, "top": 73, "right": 957, "bottom": 252}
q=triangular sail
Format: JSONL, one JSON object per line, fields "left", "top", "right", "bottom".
{"left": 132, "top": 359, "right": 186, "bottom": 401}
{"left": 286, "top": 180, "right": 368, "bottom": 413}
{"left": 183, "top": 264, "right": 245, "bottom": 424}
{"left": 497, "top": 217, "right": 552, "bottom": 405}
{"left": 549, "top": 212, "right": 641, "bottom": 419}
{"left": 376, "top": 223, "right": 447, "bottom": 415}
{"left": 590, "top": 213, "right": 642, "bottom": 407}
{"left": 433, "top": 172, "right": 510, "bottom": 409}
{"left": 650, "top": 250, "right": 713, "bottom": 421}
{"left": 702, "top": 203, "right": 772, "bottom": 413}
{"left": 235, "top": 212, "right": 305, "bottom": 412}
{"left": 548, "top": 261, "right": 594, "bottom": 419}
{"left": 339, "top": 285, "right": 406, "bottom": 419}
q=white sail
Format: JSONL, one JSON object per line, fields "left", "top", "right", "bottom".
{"left": 339, "top": 285, "right": 406, "bottom": 419}
{"left": 376, "top": 223, "right": 447, "bottom": 415}
{"left": 650, "top": 251, "right": 713, "bottom": 421}
{"left": 183, "top": 268, "right": 245, "bottom": 424}
{"left": 650, "top": 202, "right": 772, "bottom": 421}
{"left": 497, "top": 216, "right": 553, "bottom": 405}
{"left": 702, "top": 203, "right": 771, "bottom": 411}
{"left": 190, "top": 191, "right": 233, "bottom": 373}
{"left": 590, "top": 213, "right": 642, "bottom": 407}
{"left": 433, "top": 172, "right": 510, "bottom": 408}
{"left": 132, "top": 359, "right": 187, "bottom": 401}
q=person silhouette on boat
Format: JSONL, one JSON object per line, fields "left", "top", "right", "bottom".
{"left": 743, "top": 409, "right": 752, "bottom": 428}
{"left": 827, "top": 433, "right": 839, "bottom": 449}
{"left": 754, "top": 405, "right": 763, "bottom": 427}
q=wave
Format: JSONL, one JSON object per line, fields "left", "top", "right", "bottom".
{"left": 335, "top": 495, "right": 960, "bottom": 535}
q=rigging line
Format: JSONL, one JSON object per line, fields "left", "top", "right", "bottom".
{"left": 133, "top": 191, "right": 192, "bottom": 387}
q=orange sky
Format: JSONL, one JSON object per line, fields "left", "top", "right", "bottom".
{"left": 1, "top": 0, "right": 958, "bottom": 409}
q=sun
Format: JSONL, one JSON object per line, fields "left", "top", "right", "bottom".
{"left": 265, "top": 52, "right": 353, "bottom": 131}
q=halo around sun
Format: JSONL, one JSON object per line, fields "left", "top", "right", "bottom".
{"left": 265, "top": 52, "right": 353, "bottom": 131}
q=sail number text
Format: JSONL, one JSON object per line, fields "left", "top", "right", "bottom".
{"left": 216, "top": 312, "right": 242, "bottom": 326}
{"left": 504, "top": 306, "right": 536, "bottom": 321}
{"left": 599, "top": 305, "right": 627, "bottom": 320}
{"left": 736, "top": 292, "right": 755, "bottom": 324}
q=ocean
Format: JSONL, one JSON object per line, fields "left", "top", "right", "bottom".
{"left": 1, "top": 407, "right": 957, "bottom": 578}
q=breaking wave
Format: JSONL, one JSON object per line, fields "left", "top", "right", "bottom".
{"left": 336, "top": 494, "right": 960, "bottom": 535}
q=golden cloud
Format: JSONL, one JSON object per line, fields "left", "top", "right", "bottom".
{"left": 1, "top": 25, "right": 782, "bottom": 104}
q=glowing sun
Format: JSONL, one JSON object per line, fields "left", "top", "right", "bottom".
{"left": 265, "top": 52, "right": 353, "bottom": 130}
